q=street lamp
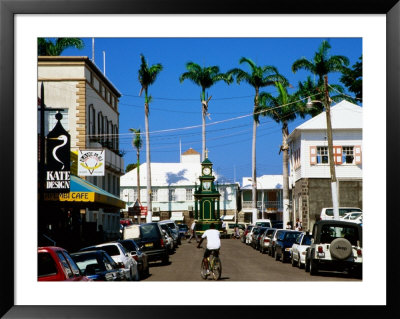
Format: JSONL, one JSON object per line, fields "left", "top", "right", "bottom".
{"left": 306, "top": 75, "right": 339, "bottom": 221}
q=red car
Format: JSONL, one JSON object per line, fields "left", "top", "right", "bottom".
{"left": 38, "top": 246, "right": 91, "bottom": 281}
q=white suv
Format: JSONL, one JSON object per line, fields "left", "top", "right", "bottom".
{"left": 320, "top": 207, "right": 362, "bottom": 220}
{"left": 305, "top": 220, "right": 362, "bottom": 278}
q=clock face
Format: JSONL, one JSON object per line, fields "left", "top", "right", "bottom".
{"left": 203, "top": 182, "right": 211, "bottom": 190}
{"left": 203, "top": 167, "right": 211, "bottom": 175}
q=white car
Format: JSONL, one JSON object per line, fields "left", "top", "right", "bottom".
{"left": 259, "top": 228, "right": 276, "bottom": 254}
{"left": 291, "top": 232, "right": 312, "bottom": 268}
{"left": 161, "top": 228, "right": 175, "bottom": 253}
{"left": 320, "top": 207, "right": 362, "bottom": 220}
{"left": 246, "top": 225, "right": 256, "bottom": 245}
{"left": 341, "top": 212, "right": 363, "bottom": 224}
{"left": 80, "top": 242, "right": 139, "bottom": 281}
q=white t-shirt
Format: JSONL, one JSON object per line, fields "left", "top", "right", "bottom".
{"left": 191, "top": 222, "right": 196, "bottom": 230}
{"left": 202, "top": 229, "right": 221, "bottom": 250}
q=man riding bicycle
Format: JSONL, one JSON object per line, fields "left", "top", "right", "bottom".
{"left": 197, "top": 223, "right": 221, "bottom": 274}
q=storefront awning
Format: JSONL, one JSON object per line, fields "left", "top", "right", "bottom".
{"left": 171, "top": 216, "right": 184, "bottom": 221}
{"left": 44, "top": 175, "right": 125, "bottom": 209}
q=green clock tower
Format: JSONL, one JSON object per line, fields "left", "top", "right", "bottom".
{"left": 194, "top": 151, "right": 222, "bottom": 233}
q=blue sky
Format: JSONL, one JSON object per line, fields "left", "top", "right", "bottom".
{"left": 61, "top": 37, "right": 362, "bottom": 184}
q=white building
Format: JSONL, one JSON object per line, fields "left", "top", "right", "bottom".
{"left": 287, "top": 100, "right": 362, "bottom": 231}
{"left": 120, "top": 148, "right": 239, "bottom": 224}
{"left": 38, "top": 56, "right": 124, "bottom": 241}
{"left": 240, "top": 175, "right": 286, "bottom": 222}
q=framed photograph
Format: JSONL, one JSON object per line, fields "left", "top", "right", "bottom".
{"left": 1, "top": 0, "right": 398, "bottom": 317}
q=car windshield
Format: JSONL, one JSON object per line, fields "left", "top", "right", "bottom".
{"left": 303, "top": 235, "right": 312, "bottom": 245}
{"left": 256, "top": 222, "right": 271, "bottom": 227}
{"left": 284, "top": 232, "right": 301, "bottom": 241}
{"left": 326, "top": 208, "right": 362, "bottom": 217}
{"left": 72, "top": 253, "right": 104, "bottom": 273}
{"left": 140, "top": 224, "right": 160, "bottom": 239}
{"left": 98, "top": 245, "right": 120, "bottom": 257}
{"left": 121, "top": 240, "right": 137, "bottom": 252}
{"left": 320, "top": 225, "right": 360, "bottom": 245}
{"left": 178, "top": 225, "right": 188, "bottom": 230}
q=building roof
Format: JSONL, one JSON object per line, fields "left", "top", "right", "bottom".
{"left": 38, "top": 56, "right": 121, "bottom": 97}
{"left": 182, "top": 148, "right": 200, "bottom": 155}
{"left": 241, "top": 175, "right": 287, "bottom": 190}
{"left": 291, "top": 100, "right": 362, "bottom": 135}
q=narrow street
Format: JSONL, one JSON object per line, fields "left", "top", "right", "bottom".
{"left": 144, "top": 238, "right": 360, "bottom": 281}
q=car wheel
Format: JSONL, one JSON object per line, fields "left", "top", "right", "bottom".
{"left": 275, "top": 251, "right": 280, "bottom": 261}
{"left": 298, "top": 255, "right": 303, "bottom": 269}
{"left": 291, "top": 255, "right": 296, "bottom": 267}
{"left": 135, "top": 267, "right": 140, "bottom": 281}
{"left": 162, "top": 254, "right": 169, "bottom": 265}
{"left": 305, "top": 259, "right": 310, "bottom": 272}
{"left": 310, "top": 260, "right": 318, "bottom": 276}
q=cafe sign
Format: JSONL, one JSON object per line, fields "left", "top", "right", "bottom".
{"left": 46, "top": 112, "right": 70, "bottom": 193}
{"left": 78, "top": 150, "right": 105, "bottom": 176}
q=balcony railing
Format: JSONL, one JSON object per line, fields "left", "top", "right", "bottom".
{"left": 242, "top": 201, "right": 283, "bottom": 210}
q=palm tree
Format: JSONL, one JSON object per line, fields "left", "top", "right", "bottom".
{"left": 129, "top": 128, "right": 143, "bottom": 205}
{"left": 292, "top": 40, "right": 349, "bottom": 88}
{"left": 138, "top": 54, "right": 163, "bottom": 223}
{"left": 38, "top": 38, "right": 84, "bottom": 56}
{"left": 259, "top": 81, "right": 299, "bottom": 228}
{"left": 227, "top": 58, "right": 287, "bottom": 222}
{"left": 179, "top": 62, "right": 232, "bottom": 160}
{"left": 292, "top": 40, "right": 350, "bottom": 221}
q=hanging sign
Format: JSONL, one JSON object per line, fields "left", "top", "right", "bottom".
{"left": 46, "top": 112, "right": 70, "bottom": 192}
{"left": 78, "top": 150, "right": 105, "bottom": 176}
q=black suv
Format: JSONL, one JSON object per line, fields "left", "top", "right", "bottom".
{"left": 135, "top": 222, "right": 169, "bottom": 265}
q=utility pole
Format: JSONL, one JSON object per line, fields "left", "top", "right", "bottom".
{"left": 323, "top": 75, "right": 339, "bottom": 220}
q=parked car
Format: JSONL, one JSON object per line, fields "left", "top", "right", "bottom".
{"left": 305, "top": 220, "right": 362, "bottom": 278}
{"left": 274, "top": 230, "right": 302, "bottom": 262}
{"left": 158, "top": 220, "right": 181, "bottom": 245}
{"left": 159, "top": 223, "right": 178, "bottom": 249}
{"left": 242, "top": 225, "right": 253, "bottom": 243}
{"left": 255, "top": 219, "right": 272, "bottom": 228}
{"left": 320, "top": 207, "right": 362, "bottom": 220}
{"left": 135, "top": 222, "right": 170, "bottom": 265}
{"left": 225, "top": 222, "right": 246, "bottom": 238}
{"left": 160, "top": 226, "right": 175, "bottom": 253}
{"left": 341, "top": 212, "right": 363, "bottom": 224}
{"left": 246, "top": 226, "right": 259, "bottom": 246}
{"left": 259, "top": 228, "right": 276, "bottom": 254}
{"left": 79, "top": 242, "right": 139, "bottom": 281}
{"left": 38, "top": 246, "right": 90, "bottom": 281}
{"left": 123, "top": 224, "right": 141, "bottom": 240}
{"left": 268, "top": 229, "right": 282, "bottom": 258}
{"left": 177, "top": 224, "right": 189, "bottom": 239}
{"left": 253, "top": 227, "right": 268, "bottom": 250}
{"left": 119, "top": 239, "right": 150, "bottom": 279}
{"left": 70, "top": 250, "right": 125, "bottom": 281}
{"left": 291, "top": 232, "right": 313, "bottom": 268}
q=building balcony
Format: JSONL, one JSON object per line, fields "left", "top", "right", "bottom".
{"left": 242, "top": 201, "right": 283, "bottom": 211}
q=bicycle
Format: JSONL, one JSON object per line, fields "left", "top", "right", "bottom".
{"left": 200, "top": 248, "right": 222, "bottom": 280}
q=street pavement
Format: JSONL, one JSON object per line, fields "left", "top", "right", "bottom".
{"left": 143, "top": 238, "right": 361, "bottom": 281}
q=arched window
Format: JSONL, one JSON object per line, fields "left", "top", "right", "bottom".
{"left": 114, "top": 124, "right": 119, "bottom": 151}
{"left": 88, "top": 105, "right": 96, "bottom": 140}
{"left": 108, "top": 120, "right": 113, "bottom": 149}
{"left": 104, "top": 116, "right": 108, "bottom": 146}
{"left": 97, "top": 112, "right": 103, "bottom": 144}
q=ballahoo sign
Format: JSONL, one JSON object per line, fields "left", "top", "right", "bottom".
{"left": 78, "top": 150, "right": 105, "bottom": 176}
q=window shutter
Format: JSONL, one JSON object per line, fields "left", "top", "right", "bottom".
{"left": 354, "top": 145, "right": 362, "bottom": 164}
{"left": 310, "top": 146, "right": 316, "bottom": 165}
{"left": 334, "top": 146, "right": 342, "bottom": 164}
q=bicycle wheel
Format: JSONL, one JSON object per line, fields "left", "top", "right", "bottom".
{"left": 200, "top": 259, "right": 208, "bottom": 280}
{"left": 211, "top": 257, "right": 222, "bottom": 280}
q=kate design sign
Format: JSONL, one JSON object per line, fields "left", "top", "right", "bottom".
{"left": 78, "top": 150, "right": 105, "bottom": 176}
{"left": 46, "top": 113, "right": 70, "bottom": 193}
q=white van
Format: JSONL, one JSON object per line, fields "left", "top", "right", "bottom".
{"left": 123, "top": 224, "right": 140, "bottom": 240}
{"left": 254, "top": 219, "right": 272, "bottom": 228}
{"left": 320, "top": 207, "right": 362, "bottom": 220}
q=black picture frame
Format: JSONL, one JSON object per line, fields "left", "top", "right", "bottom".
{"left": 1, "top": 0, "right": 398, "bottom": 317}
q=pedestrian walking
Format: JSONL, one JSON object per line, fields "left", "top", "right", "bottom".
{"left": 221, "top": 221, "right": 227, "bottom": 238}
{"left": 285, "top": 222, "right": 292, "bottom": 230}
{"left": 295, "top": 218, "right": 302, "bottom": 231}
{"left": 187, "top": 220, "right": 199, "bottom": 243}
